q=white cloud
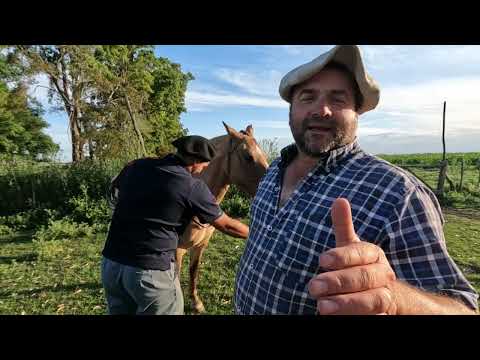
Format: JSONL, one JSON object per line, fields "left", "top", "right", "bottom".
{"left": 186, "top": 90, "right": 288, "bottom": 110}
{"left": 374, "top": 76, "right": 480, "bottom": 135}
{"left": 276, "top": 45, "right": 333, "bottom": 57}
{"left": 360, "top": 130, "right": 480, "bottom": 154}
{"left": 214, "top": 68, "right": 282, "bottom": 96}
{"left": 251, "top": 120, "right": 289, "bottom": 129}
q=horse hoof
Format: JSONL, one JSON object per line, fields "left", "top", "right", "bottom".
{"left": 193, "top": 302, "right": 206, "bottom": 314}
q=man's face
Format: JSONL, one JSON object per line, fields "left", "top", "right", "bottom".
{"left": 289, "top": 68, "right": 359, "bottom": 157}
{"left": 191, "top": 161, "right": 210, "bottom": 174}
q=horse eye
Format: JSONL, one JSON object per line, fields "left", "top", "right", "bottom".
{"left": 245, "top": 154, "right": 254, "bottom": 162}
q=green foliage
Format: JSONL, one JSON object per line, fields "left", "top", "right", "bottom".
{"left": 0, "top": 157, "right": 124, "bottom": 216}
{"left": 0, "top": 224, "right": 14, "bottom": 236}
{"left": 221, "top": 185, "right": 251, "bottom": 218}
{"left": 0, "top": 82, "right": 59, "bottom": 159}
{"left": 12, "top": 45, "right": 192, "bottom": 162}
{"left": 378, "top": 152, "right": 480, "bottom": 210}
{"left": 67, "top": 184, "right": 112, "bottom": 225}
{"left": 143, "top": 57, "right": 192, "bottom": 156}
{"left": 32, "top": 218, "right": 95, "bottom": 243}
{"left": 0, "top": 208, "right": 60, "bottom": 232}
{"left": 379, "top": 152, "right": 480, "bottom": 167}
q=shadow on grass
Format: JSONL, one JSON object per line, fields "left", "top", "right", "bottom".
{"left": 0, "top": 282, "right": 102, "bottom": 298}
{"left": 0, "top": 253, "right": 38, "bottom": 264}
{"left": 456, "top": 261, "right": 480, "bottom": 275}
{"left": 0, "top": 231, "right": 34, "bottom": 244}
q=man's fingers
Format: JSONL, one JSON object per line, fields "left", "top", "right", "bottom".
{"left": 309, "top": 263, "right": 396, "bottom": 298}
{"left": 315, "top": 287, "right": 395, "bottom": 315}
{"left": 318, "top": 242, "right": 384, "bottom": 270}
{"left": 331, "top": 198, "right": 359, "bottom": 247}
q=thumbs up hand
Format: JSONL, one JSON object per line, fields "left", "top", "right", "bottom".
{"left": 308, "top": 198, "right": 398, "bottom": 315}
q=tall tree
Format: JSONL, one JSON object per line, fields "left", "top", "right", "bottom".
{"left": 12, "top": 45, "right": 193, "bottom": 162}
{"left": 0, "top": 83, "right": 59, "bottom": 159}
{"left": 15, "top": 46, "right": 97, "bottom": 162}
{"left": 88, "top": 46, "right": 192, "bottom": 159}
{"left": 144, "top": 56, "right": 192, "bottom": 156}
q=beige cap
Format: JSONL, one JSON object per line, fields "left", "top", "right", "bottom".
{"left": 278, "top": 45, "right": 380, "bottom": 114}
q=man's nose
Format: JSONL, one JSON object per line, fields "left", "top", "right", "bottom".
{"left": 309, "top": 98, "right": 332, "bottom": 118}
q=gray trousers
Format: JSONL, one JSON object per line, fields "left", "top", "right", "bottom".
{"left": 101, "top": 257, "right": 184, "bottom": 315}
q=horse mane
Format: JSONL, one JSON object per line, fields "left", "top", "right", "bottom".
{"left": 209, "top": 135, "right": 232, "bottom": 156}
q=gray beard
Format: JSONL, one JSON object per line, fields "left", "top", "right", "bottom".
{"left": 290, "top": 115, "right": 355, "bottom": 157}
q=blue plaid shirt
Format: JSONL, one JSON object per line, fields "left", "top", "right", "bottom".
{"left": 234, "top": 140, "right": 479, "bottom": 314}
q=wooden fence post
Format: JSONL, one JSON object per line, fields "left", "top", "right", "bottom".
{"left": 436, "top": 101, "right": 448, "bottom": 198}
{"left": 477, "top": 159, "right": 480, "bottom": 189}
{"left": 437, "top": 160, "right": 448, "bottom": 197}
{"left": 458, "top": 157, "right": 464, "bottom": 192}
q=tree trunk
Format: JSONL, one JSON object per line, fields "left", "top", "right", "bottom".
{"left": 88, "top": 138, "right": 95, "bottom": 159}
{"left": 70, "top": 110, "right": 82, "bottom": 163}
{"left": 124, "top": 94, "right": 147, "bottom": 157}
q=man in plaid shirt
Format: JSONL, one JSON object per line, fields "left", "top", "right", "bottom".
{"left": 234, "top": 45, "right": 478, "bottom": 315}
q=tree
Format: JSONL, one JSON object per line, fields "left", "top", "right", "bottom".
{"left": 0, "top": 82, "right": 59, "bottom": 159}
{"left": 15, "top": 46, "right": 98, "bottom": 162}
{"left": 144, "top": 56, "right": 192, "bottom": 156}
{"left": 86, "top": 46, "right": 192, "bottom": 159}
{"left": 12, "top": 45, "right": 193, "bottom": 162}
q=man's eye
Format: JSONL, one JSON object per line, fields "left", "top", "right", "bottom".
{"left": 300, "top": 96, "right": 313, "bottom": 102}
{"left": 332, "top": 97, "right": 346, "bottom": 104}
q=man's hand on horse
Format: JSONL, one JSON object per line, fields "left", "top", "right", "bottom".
{"left": 308, "top": 198, "right": 397, "bottom": 315}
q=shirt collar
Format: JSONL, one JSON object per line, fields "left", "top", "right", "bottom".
{"left": 279, "top": 139, "right": 361, "bottom": 173}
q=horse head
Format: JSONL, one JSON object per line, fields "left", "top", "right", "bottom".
{"left": 221, "top": 122, "right": 269, "bottom": 198}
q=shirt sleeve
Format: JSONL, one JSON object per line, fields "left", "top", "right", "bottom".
{"left": 187, "top": 179, "right": 223, "bottom": 224}
{"left": 381, "top": 185, "right": 479, "bottom": 311}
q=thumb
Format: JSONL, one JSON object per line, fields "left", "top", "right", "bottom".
{"left": 331, "top": 198, "right": 359, "bottom": 247}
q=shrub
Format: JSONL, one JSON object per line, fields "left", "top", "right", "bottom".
{"left": 222, "top": 185, "right": 251, "bottom": 218}
{"left": 32, "top": 218, "right": 95, "bottom": 243}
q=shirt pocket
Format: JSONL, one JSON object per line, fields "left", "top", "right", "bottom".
{"left": 275, "top": 211, "right": 335, "bottom": 283}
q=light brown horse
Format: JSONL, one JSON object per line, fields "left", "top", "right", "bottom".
{"left": 177, "top": 122, "right": 269, "bottom": 313}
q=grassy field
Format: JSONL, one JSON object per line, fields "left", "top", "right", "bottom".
{"left": 0, "top": 228, "right": 247, "bottom": 315}
{"left": 1, "top": 211, "right": 479, "bottom": 315}
{"left": 1, "top": 152, "right": 479, "bottom": 314}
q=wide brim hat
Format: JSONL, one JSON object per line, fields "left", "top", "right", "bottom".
{"left": 279, "top": 45, "right": 380, "bottom": 114}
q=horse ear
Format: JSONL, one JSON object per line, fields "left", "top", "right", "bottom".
{"left": 245, "top": 124, "right": 254, "bottom": 137}
{"left": 223, "top": 121, "right": 244, "bottom": 139}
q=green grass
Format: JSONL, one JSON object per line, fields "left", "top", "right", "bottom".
{"left": 378, "top": 152, "right": 480, "bottom": 167}
{"left": 443, "top": 209, "right": 480, "bottom": 291}
{"left": 0, "top": 231, "right": 106, "bottom": 315}
{"left": 1, "top": 212, "right": 479, "bottom": 315}
{"left": 0, "top": 227, "right": 246, "bottom": 315}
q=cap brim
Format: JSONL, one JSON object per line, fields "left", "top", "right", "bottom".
{"left": 279, "top": 45, "right": 380, "bottom": 114}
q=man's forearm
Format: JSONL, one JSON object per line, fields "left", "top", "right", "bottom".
{"left": 392, "top": 280, "right": 477, "bottom": 315}
{"left": 211, "top": 214, "right": 249, "bottom": 239}
{"left": 223, "top": 218, "right": 249, "bottom": 239}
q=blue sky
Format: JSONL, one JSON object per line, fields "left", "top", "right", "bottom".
{"left": 31, "top": 45, "right": 480, "bottom": 161}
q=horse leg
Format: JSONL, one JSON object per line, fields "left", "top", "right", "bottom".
{"left": 175, "top": 247, "right": 188, "bottom": 277}
{"left": 189, "top": 245, "right": 207, "bottom": 314}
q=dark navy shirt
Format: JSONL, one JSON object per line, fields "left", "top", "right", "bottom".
{"left": 102, "top": 155, "right": 223, "bottom": 271}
